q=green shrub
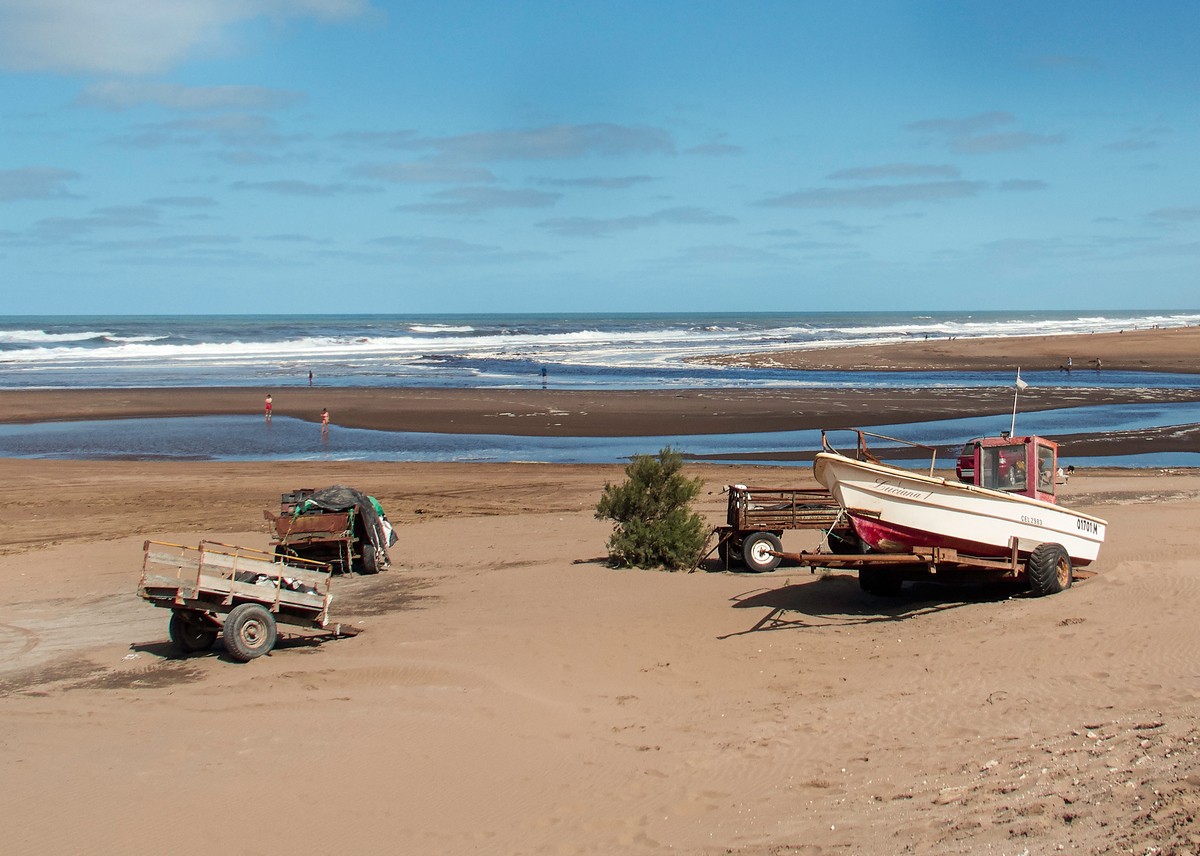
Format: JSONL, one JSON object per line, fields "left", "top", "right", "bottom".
{"left": 595, "top": 447, "right": 708, "bottom": 570}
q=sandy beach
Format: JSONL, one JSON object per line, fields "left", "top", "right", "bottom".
{"left": 3, "top": 457, "right": 1200, "bottom": 855}
{"left": 4, "top": 325, "right": 1200, "bottom": 854}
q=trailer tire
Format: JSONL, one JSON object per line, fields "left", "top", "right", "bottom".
{"left": 168, "top": 611, "right": 217, "bottom": 654}
{"left": 741, "top": 532, "right": 783, "bottom": 573}
{"left": 360, "top": 544, "right": 379, "bottom": 574}
{"left": 859, "top": 568, "right": 903, "bottom": 597}
{"left": 1027, "top": 543, "right": 1072, "bottom": 596}
{"left": 223, "top": 603, "right": 277, "bottom": 662}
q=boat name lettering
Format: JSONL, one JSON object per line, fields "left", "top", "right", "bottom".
{"left": 1077, "top": 518, "right": 1100, "bottom": 535}
{"left": 872, "top": 479, "right": 929, "bottom": 499}
{"left": 1020, "top": 515, "right": 1043, "bottom": 526}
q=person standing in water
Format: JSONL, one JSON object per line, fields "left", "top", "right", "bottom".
{"left": 264, "top": 393, "right": 273, "bottom": 421}
{"left": 320, "top": 407, "right": 329, "bottom": 435}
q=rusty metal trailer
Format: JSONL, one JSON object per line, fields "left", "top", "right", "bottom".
{"left": 137, "top": 539, "right": 361, "bottom": 662}
{"left": 771, "top": 536, "right": 1083, "bottom": 597}
{"left": 703, "top": 485, "right": 856, "bottom": 572}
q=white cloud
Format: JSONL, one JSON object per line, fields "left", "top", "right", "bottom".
{"left": 0, "top": 0, "right": 368, "bottom": 75}
{"left": 1148, "top": 207, "right": 1200, "bottom": 224}
{"left": 539, "top": 206, "right": 735, "bottom": 238}
{"left": 998, "top": 179, "right": 1048, "bottom": 192}
{"left": 827, "top": 164, "right": 961, "bottom": 181}
{"left": 0, "top": 166, "right": 80, "bottom": 201}
{"left": 759, "top": 181, "right": 986, "bottom": 209}
{"left": 77, "top": 81, "right": 305, "bottom": 111}
{"left": 111, "top": 114, "right": 293, "bottom": 149}
{"left": 532, "top": 175, "right": 656, "bottom": 189}
{"left": 352, "top": 162, "right": 497, "bottom": 184}
{"left": 398, "top": 186, "right": 562, "bottom": 215}
{"left": 905, "top": 112, "right": 1015, "bottom": 136}
{"left": 231, "top": 179, "right": 380, "bottom": 197}
{"left": 31, "top": 204, "right": 160, "bottom": 240}
{"left": 952, "top": 132, "right": 1067, "bottom": 154}
{"left": 420, "top": 124, "right": 674, "bottom": 162}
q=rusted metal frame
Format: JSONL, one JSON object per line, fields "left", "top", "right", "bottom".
{"left": 773, "top": 543, "right": 1023, "bottom": 576}
{"left": 689, "top": 526, "right": 733, "bottom": 574}
{"left": 823, "top": 428, "right": 940, "bottom": 476}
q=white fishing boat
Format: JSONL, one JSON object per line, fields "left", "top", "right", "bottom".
{"left": 813, "top": 430, "right": 1106, "bottom": 566}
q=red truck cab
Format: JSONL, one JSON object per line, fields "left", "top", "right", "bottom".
{"left": 955, "top": 433, "right": 1060, "bottom": 504}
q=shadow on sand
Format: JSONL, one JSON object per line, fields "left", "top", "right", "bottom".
{"left": 719, "top": 572, "right": 1028, "bottom": 639}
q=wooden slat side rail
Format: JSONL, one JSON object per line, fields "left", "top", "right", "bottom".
{"left": 274, "top": 512, "right": 352, "bottom": 537}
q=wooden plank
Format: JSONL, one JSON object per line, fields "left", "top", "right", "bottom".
{"left": 275, "top": 512, "right": 351, "bottom": 537}
{"left": 199, "top": 551, "right": 330, "bottom": 588}
{"left": 198, "top": 574, "right": 326, "bottom": 611}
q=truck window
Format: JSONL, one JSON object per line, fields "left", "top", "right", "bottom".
{"left": 1036, "top": 444, "right": 1055, "bottom": 494}
{"left": 980, "top": 444, "right": 1028, "bottom": 492}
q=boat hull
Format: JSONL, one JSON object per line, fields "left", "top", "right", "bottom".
{"left": 813, "top": 452, "right": 1106, "bottom": 565}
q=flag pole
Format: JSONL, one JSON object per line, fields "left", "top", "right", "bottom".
{"left": 1010, "top": 368, "right": 1022, "bottom": 436}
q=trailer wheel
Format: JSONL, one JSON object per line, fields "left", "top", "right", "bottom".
{"left": 168, "top": 611, "right": 217, "bottom": 654}
{"left": 1027, "top": 543, "right": 1072, "bottom": 596}
{"left": 741, "top": 532, "right": 783, "bottom": 572}
{"left": 223, "top": 603, "right": 277, "bottom": 662}
{"left": 359, "top": 544, "right": 379, "bottom": 574}
{"left": 859, "top": 568, "right": 903, "bottom": 597}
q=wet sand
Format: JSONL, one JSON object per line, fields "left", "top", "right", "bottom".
{"left": 3, "top": 385, "right": 1200, "bottom": 452}
{"left": 696, "top": 324, "right": 1200, "bottom": 374}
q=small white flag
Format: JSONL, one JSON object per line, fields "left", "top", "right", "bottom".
{"left": 1015, "top": 370, "right": 1029, "bottom": 391}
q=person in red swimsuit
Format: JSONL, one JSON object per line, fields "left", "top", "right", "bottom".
{"left": 264, "top": 393, "right": 273, "bottom": 420}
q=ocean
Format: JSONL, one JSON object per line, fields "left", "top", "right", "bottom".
{"left": 3, "top": 310, "right": 1200, "bottom": 465}
{"left": 5, "top": 310, "right": 1200, "bottom": 391}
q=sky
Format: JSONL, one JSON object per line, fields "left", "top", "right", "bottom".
{"left": 1, "top": 0, "right": 1197, "bottom": 315}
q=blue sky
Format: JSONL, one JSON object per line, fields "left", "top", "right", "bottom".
{"left": 1, "top": 0, "right": 1197, "bottom": 314}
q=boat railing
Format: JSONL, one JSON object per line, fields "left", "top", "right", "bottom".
{"left": 821, "top": 428, "right": 940, "bottom": 478}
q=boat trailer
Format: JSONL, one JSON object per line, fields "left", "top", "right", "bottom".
{"left": 769, "top": 534, "right": 1087, "bottom": 597}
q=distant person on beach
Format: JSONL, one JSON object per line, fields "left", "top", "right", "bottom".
{"left": 541, "top": 366, "right": 548, "bottom": 387}
{"left": 308, "top": 370, "right": 313, "bottom": 386}
{"left": 264, "top": 393, "right": 273, "bottom": 421}
{"left": 321, "top": 407, "right": 329, "bottom": 434}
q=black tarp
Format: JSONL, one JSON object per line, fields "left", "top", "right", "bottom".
{"left": 295, "top": 485, "right": 391, "bottom": 570}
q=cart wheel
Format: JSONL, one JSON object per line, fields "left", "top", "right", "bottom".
{"left": 1027, "top": 543, "right": 1072, "bottom": 596}
{"left": 168, "top": 611, "right": 218, "bottom": 654}
{"left": 741, "top": 531, "right": 783, "bottom": 573}
{"left": 360, "top": 544, "right": 379, "bottom": 574}
{"left": 859, "top": 568, "right": 903, "bottom": 596}
{"left": 223, "top": 603, "right": 277, "bottom": 662}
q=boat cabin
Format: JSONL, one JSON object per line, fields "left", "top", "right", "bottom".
{"left": 956, "top": 434, "right": 1060, "bottom": 503}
